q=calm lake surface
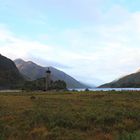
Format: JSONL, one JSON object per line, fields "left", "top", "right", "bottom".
{"left": 1, "top": 88, "right": 140, "bottom": 93}
{"left": 69, "top": 88, "right": 140, "bottom": 91}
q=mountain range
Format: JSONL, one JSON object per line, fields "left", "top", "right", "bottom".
{"left": 14, "top": 59, "right": 89, "bottom": 88}
{"left": 1, "top": 53, "right": 140, "bottom": 89}
{"left": 99, "top": 71, "right": 140, "bottom": 88}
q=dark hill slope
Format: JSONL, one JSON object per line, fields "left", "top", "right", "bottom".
{"left": 14, "top": 59, "right": 88, "bottom": 88}
{"left": 0, "top": 54, "right": 24, "bottom": 89}
{"left": 99, "top": 72, "right": 140, "bottom": 88}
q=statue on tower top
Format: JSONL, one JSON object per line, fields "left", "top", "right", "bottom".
{"left": 46, "top": 68, "right": 51, "bottom": 74}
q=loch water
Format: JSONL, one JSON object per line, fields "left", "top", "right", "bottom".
{"left": 69, "top": 88, "right": 140, "bottom": 91}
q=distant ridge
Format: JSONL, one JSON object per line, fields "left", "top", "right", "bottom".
{"left": 0, "top": 54, "right": 24, "bottom": 89}
{"left": 14, "top": 59, "right": 89, "bottom": 88}
{"left": 99, "top": 70, "right": 140, "bottom": 88}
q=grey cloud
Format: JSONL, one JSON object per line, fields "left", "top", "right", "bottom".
{"left": 28, "top": 56, "right": 72, "bottom": 69}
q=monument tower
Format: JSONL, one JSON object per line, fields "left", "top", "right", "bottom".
{"left": 46, "top": 68, "right": 51, "bottom": 90}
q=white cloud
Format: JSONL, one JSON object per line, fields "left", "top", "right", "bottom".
{"left": 1, "top": 3, "right": 140, "bottom": 86}
{"left": 0, "top": 24, "right": 83, "bottom": 69}
{"left": 46, "top": 7, "right": 140, "bottom": 85}
{"left": 0, "top": 25, "right": 52, "bottom": 60}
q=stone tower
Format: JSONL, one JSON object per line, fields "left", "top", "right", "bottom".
{"left": 46, "top": 68, "right": 51, "bottom": 90}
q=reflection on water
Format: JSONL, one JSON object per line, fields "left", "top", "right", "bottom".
{"left": 69, "top": 88, "right": 140, "bottom": 91}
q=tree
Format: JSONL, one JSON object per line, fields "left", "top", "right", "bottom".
{"left": 51, "top": 80, "right": 67, "bottom": 90}
{"left": 22, "top": 78, "right": 67, "bottom": 91}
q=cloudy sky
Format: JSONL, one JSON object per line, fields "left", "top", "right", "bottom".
{"left": 1, "top": 0, "right": 140, "bottom": 86}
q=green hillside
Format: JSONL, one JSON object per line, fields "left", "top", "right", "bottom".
{"left": 99, "top": 72, "right": 140, "bottom": 88}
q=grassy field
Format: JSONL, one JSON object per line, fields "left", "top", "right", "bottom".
{"left": 0, "top": 91, "right": 140, "bottom": 140}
